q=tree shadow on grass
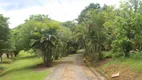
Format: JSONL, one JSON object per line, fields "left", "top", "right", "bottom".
{"left": 0, "top": 56, "right": 40, "bottom": 77}
{"left": 0, "top": 64, "right": 40, "bottom": 77}
{"left": 15, "top": 56, "right": 37, "bottom": 60}
{"left": 0, "top": 56, "right": 37, "bottom": 65}
{"left": 0, "top": 58, "right": 16, "bottom": 64}
{"left": 0, "top": 67, "right": 5, "bottom": 71}
{"left": 0, "top": 61, "right": 11, "bottom": 64}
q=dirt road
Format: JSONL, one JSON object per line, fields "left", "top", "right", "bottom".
{"left": 46, "top": 53, "right": 106, "bottom": 80}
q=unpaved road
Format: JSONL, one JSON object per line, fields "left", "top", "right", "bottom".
{"left": 46, "top": 53, "right": 106, "bottom": 80}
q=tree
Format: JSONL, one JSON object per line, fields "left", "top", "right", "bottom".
{"left": 76, "top": 4, "right": 106, "bottom": 61}
{"left": 62, "top": 21, "right": 77, "bottom": 31}
{"left": 27, "top": 14, "right": 49, "bottom": 22}
{"left": 11, "top": 14, "right": 51, "bottom": 57}
{"left": 0, "top": 14, "right": 10, "bottom": 61}
{"left": 57, "top": 26, "right": 73, "bottom": 57}
{"left": 103, "top": 1, "right": 142, "bottom": 57}
{"left": 31, "top": 21, "right": 60, "bottom": 66}
{"left": 77, "top": 3, "right": 101, "bottom": 23}
{"left": 129, "top": 0, "right": 141, "bottom": 12}
{"left": 11, "top": 14, "right": 70, "bottom": 66}
{"left": 11, "top": 20, "right": 38, "bottom": 57}
{"left": 86, "top": 9, "right": 105, "bottom": 60}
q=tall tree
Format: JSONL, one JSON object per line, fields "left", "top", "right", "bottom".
{"left": 0, "top": 14, "right": 10, "bottom": 61}
{"left": 77, "top": 3, "right": 100, "bottom": 23}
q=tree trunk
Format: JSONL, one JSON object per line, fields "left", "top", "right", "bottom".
{"left": 0, "top": 53, "right": 3, "bottom": 61}
{"left": 0, "top": 56, "right": 2, "bottom": 61}
{"left": 14, "top": 51, "right": 19, "bottom": 57}
{"left": 55, "top": 55, "right": 58, "bottom": 60}
{"left": 6, "top": 53, "right": 9, "bottom": 58}
{"left": 10, "top": 53, "right": 13, "bottom": 58}
{"left": 97, "top": 30, "right": 102, "bottom": 60}
{"left": 43, "top": 47, "right": 53, "bottom": 67}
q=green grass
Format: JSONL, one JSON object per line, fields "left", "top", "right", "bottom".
{"left": 123, "top": 59, "right": 142, "bottom": 72}
{"left": 0, "top": 69, "right": 50, "bottom": 80}
{"left": 94, "top": 51, "right": 142, "bottom": 80}
{"left": 0, "top": 51, "right": 50, "bottom": 80}
{"left": 102, "top": 51, "right": 142, "bottom": 72}
{"left": 122, "top": 52, "right": 142, "bottom": 72}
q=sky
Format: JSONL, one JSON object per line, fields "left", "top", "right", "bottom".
{"left": 0, "top": 0, "right": 120, "bottom": 28}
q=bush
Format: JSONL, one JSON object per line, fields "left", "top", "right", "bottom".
{"left": 130, "top": 51, "right": 142, "bottom": 59}
{"left": 103, "top": 51, "right": 113, "bottom": 58}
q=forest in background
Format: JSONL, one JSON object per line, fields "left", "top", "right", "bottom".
{"left": 0, "top": 1, "right": 142, "bottom": 79}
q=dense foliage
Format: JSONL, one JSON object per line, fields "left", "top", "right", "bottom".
{"left": 0, "top": 14, "right": 9, "bottom": 61}
{"left": 1, "top": 0, "right": 142, "bottom": 65}
{"left": 75, "top": 0, "right": 142, "bottom": 61}
{"left": 9, "top": 15, "right": 75, "bottom": 66}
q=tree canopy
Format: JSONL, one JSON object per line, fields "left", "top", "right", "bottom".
{"left": 1, "top": 0, "right": 142, "bottom": 65}
{"left": 0, "top": 14, "right": 10, "bottom": 60}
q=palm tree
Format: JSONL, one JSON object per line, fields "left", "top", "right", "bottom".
{"left": 31, "top": 28, "right": 56, "bottom": 66}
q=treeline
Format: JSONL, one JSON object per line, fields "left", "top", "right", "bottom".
{"left": 0, "top": 14, "right": 77, "bottom": 66}
{"left": 76, "top": 0, "right": 142, "bottom": 61}
{"left": 1, "top": 0, "right": 142, "bottom": 66}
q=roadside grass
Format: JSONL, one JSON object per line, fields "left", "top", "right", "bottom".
{"left": 94, "top": 51, "right": 142, "bottom": 80}
{"left": 0, "top": 50, "right": 50, "bottom": 80}
{"left": 102, "top": 51, "right": 142, "bottom": 72}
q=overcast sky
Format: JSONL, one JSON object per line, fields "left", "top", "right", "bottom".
{"left": 0, "top": 0, "right": 120, "bottom": 28}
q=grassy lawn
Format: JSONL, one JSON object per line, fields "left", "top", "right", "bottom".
{"left": 0, "top": 51, "right": 50, "bottom": 80}
{"left": 94, "top": 51, "right": 142, "bottom": 80}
